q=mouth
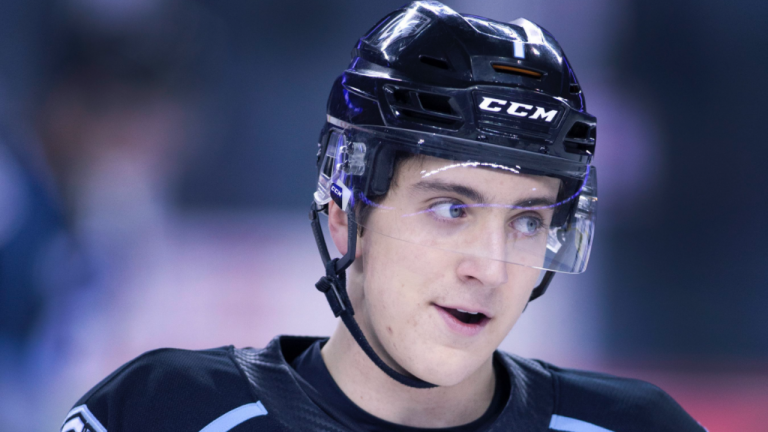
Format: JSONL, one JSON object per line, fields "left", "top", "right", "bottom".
{"left": 434, "top": 304, "right": 491, "bottom": 336}
{"left": 442, "top": 307, "right": 487, "bottom": 324}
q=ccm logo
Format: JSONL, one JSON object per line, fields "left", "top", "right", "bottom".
{"left": 478, "top": 97, "right": 558, "bottom": 123}
{"left": 330, "top": 184, "right": 343, "bottom": 198}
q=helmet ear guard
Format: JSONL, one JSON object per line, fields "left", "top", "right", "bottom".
{"left": 551, "top": 177, "right": 581, "bottom": 228}
{"left": 367, "top": 146, "right": 397, "bottom": 197}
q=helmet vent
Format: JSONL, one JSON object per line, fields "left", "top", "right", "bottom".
{"left": 566, "top": 122, "right": 590, "bottom": 140}
{"left": 417, "top": 93, "right": 455, "bottom": 115}
{"left": 565, "top": 122, "right": 596, "bottom": 155}
{"left": 419, "top": 55, "right": 451, "bottom": 70}
{"left": 569, "top": 83, "right": 581, "bottom": 94}
{"left": 391, "top": 88, "right": 411, "bottom": 105}
{"left": 384, "top": 85, "right": 463, "bottom": 130}
{"left": 492, "top": 63, "right": 543, "bottom": 79}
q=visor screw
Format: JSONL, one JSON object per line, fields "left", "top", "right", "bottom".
{"left": 538, "top": 146, "right": 549, "bottom": 154}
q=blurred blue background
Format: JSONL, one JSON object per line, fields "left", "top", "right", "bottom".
{"left": 0, "top": 0, "right": 766, "bottom": 430}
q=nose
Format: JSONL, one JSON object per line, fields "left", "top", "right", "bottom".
{"left": 456, "top": 255, "right": 509, "bottom": 288}
{"left": 455, "top": 226, "right": 509, "bottom": 288}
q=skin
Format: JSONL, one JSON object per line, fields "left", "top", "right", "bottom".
{"left": 322, "top": 156, "right": 561, "bottom": 428}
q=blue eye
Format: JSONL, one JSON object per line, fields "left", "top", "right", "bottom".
{"left": 512, "top": 215, "right": 542, "bottom": 235}
{"left": 431, "top": 202, "right": 466, "bottom": 219}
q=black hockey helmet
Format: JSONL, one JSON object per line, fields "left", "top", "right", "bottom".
{"left": 309, "top": 1, "right": 598, "bottom": 389}
{"left": 322, "top": 2, "right": 596, "bottom": 162}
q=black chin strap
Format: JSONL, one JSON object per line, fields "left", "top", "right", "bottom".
{"left": 529, "top": 270, "right": 555, "bottom": 302}
{"left": 309, "top": 202, "right": 437, "bottom": 389}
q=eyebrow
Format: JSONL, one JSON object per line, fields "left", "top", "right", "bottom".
{"left": 411, "top": 180, "right": 558, "bottom": 209}
{"left": 412, "top": 180, "right": 488, "bottom": 204}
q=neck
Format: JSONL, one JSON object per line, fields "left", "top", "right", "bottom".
{"left": 321, "top": 320, "right": 497, "bottom": 428}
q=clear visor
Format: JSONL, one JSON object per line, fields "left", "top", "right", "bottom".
{"left": 317, "top": 126, "right": 597, "bottom": 274}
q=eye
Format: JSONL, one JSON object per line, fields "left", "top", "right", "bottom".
{"left": 430, "top": 202, "right": 466, "bottom": 220}
{"left": 511, "top": 214, "right": 543, "bottom": 235}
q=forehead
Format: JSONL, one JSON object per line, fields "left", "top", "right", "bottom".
{"left": 391, "top": 155, "right": 561, "bottom": 200}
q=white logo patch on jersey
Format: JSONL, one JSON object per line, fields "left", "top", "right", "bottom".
{"left": 61, "top": 405, "right": 107, "bottom": 432}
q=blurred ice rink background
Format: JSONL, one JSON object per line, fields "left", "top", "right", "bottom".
{"left": 0, "top": 0, "right": 766, "bottom": 430}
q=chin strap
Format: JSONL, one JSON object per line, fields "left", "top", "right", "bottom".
{"left": 529, "top": 270, "right": 555, "bottom": 302}
{"left": 309, "top": 202, "right": 437, "bottom": 389}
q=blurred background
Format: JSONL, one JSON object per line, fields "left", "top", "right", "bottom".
{"left": 0, "top": 0, "right": 766, "bottom": 430}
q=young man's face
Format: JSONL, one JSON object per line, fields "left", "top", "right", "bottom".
{"left": 349, "top": 155, "right": 562, "bottom": 386}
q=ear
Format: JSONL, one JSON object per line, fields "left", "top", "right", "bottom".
{"left": 327, "top": 200, "right": 362, "bottom": 258}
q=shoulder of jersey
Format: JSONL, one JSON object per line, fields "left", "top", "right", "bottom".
{"left": 497, "top": 352, "right": 708, "bottom": 432}
{"left": 60, "top": 346, "right": 273, "bottom": 432}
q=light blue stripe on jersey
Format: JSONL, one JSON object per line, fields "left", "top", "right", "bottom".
{"left": 549, "top": 414, "right": 614, "bottom": 432}
{"left": 199, "top": 401, "right": 268, "bottom": 432}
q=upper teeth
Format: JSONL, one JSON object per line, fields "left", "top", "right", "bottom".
{"left": 457, "top": 309, "right": 479, "bottom": 315}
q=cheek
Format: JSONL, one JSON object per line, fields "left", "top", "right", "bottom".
{"left": 365, "top": 237, "right": 540, "bottom": 342}
{"left": 495, "top": 266, "right": 541, "bottom": 329}
{"left": 362, "top": 238, "right": 448, "bottom": 336}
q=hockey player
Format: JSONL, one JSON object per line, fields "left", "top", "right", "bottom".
{"left": 62, "top": 2, "right": 706, "bottom": 431}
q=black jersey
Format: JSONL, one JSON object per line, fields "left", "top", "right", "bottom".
{"left": 289, "top": 338, "right": 512, "bottom": 431}
{"left": 61, "top": 336, "right": 706, "bottom": 432}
